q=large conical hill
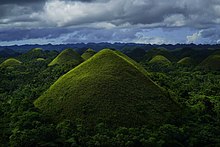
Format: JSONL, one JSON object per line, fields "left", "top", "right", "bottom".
{"left": 35, "top": 49, "right": 180, "bottom": 128}
{"left": 48, "top": 48, "right": 84, "bottom": 66}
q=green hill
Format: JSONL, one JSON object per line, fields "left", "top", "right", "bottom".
{"left": 32, "top": 48, "right": 43, "bottom": 52}
{"left": 36, "top": 58, "right": 46, "bottom": 61}
{"left": 81, "top": 48, "right": 96, "bottom": 60}
{"left": 199, "top": 54, "right": 220, "bottom": 70}
{"left": 35, "top": 49, "right": 180, "bottom": 128}
{"left": 48, "top": 49, "right": 84, "bottom": 66}
{"left": 122, "top": 47, "right": 146, "bottom": 62}
{"left": 172, "top": 48, "right": 214, "bottom": 64}
{"left": 18, "top": 48, "right": 45, "bottom": 61}
{"left": 142, "top": 48, "right": 177, "bottom": 62}
{"left": 149, "top": 55, "right": 171, "bottom": 64}
{"left": 0, "top": 58, "right": 22, "bottom": 68}
{"left": 177, "top": 57, "right": 195, "bottom": 66}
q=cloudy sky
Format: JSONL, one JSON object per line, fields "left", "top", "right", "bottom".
{"left": 0, "top": 0, "right": 220, "bottom": 45}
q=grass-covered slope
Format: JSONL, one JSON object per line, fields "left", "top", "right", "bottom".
{"left": 81, "top": 48, "right": 96, "bottom": 60}
{"left": 177, "top": 57, "right": 195, "bottom": 66}
{"left": 0, "top": 58, "right": 22, "bottom": 68}
{"left": 35, "top": 49, "right": 180, "bottom": 128}
{"left": 199, "top": 55, "right": 220, "bottom": 70}
{"left": 149, "top": 55, "right": 171, "bottom": 64}
{"left": 48, "top": 49, "right": 84, "bottom": 66}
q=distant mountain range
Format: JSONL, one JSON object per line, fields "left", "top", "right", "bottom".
{"left": 1, "top": 43, "right": 220, "bottom": 54}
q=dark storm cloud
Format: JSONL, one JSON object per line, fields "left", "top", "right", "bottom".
{"left": 0, "top": 0, "right": 220, "bottom": 44}
{"left": 0, "top": 2, "right": 43, "bottom": 17}
{"left": 1, "top": 0, "right": 220, "bottom": 28}
{"left": 62, "top": 28, "right": 139, "bottom": 43}
{"left": 0, "top": 0, "right": 96, "bottom": 5}
{"left": 0, "top": 27, "right": 140, "bottom": 43}
{"left": 0, "top": 28, "right": 72, "bottom": 41}
{"left": 0, "top": 0, "right": 46, "bottom": 5}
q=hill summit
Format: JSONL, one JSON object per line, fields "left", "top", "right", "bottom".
{"left": 149, "top": 55, "right": 171, "bottom": 64}
{"left": 177, "top": 57, "right": 195, "bottom": 66}
{"left": 35, "top": 49, "right": 180, "bottom": 128}
{"left": 142, "top": 48, "right": 176, "bottom": 63}
{"left": 0, "top": 58, "right": 22, "bottom": 68}
{"left": 81, "top": 48, "right": 96, "bottom": 60}
{"left": 48, "top": 49, "right": 83, "bottom": 66}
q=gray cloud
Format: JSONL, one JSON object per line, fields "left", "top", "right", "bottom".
{"left": 1, "top": 0, "right": 220, "bottom": 29}
{"left": 0, "top": 0, "right": 220, "bottom": 44}
{"left": 0, "top": 27, "right": 175, "bottom": 45}
{"left": 187, "top": 26, "right": 220, "bottom": 44}
{"left": 0, "top": 0, "right": 45, "bottom": 5}
{"left": 0, "top": 28, "right": 72, "bottom": 41}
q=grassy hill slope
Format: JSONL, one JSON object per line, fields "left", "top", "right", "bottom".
{"left": 48, "top": 49, "right": 84, "bottom": 66}
{"left": 35, "top": 49, "right": 180, "bottom": 128}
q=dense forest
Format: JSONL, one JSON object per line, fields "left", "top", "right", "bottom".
{"left": 0, "top": 46, "right": 220, "bottom": 146}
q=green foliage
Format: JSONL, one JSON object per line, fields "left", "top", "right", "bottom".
{"left": 199, "top": 54, "right": 220, "bottom": 70}
{"left": 48, "top": 48, "right": 84, "bottom": 66}
{"left": 35, "top": 49, "right": 180, "bottom": 128}
{"left": 1, "top": 47, "right": 220, "bottom": 146}
{"left": 81, "top": 48, "right": 96, "bottom": 60}
{"left": 141, "top": 48, "right": 177, "bottom": 62}
{"left": 18, "top": 48, "right": 58, "bottom": 62}
{"left": 122, "top": 47, "right": 146, "bottom": 62}
{"left": 0, "top": 58, "right": 22, "bottom": 68}
{"left": 177, "top": 57, "right": 196, "bottom": 66}
{"left": 149, "top": 55, "right": 171, "bottom": 65}
{"left": 36, "top": 58, "right": 46, "bottom": 61}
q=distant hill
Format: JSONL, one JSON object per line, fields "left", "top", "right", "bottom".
{"left": 36, "top": 58, "right": 46, "bottom": 61}
{"left": 142, "top": 48, "right": 177, "bottom": 62}
{"left": 199, "top": 54, "right": 220, "bottom": 70}
{"left": 172, "top": 47, "right": 214, "bottom": 64}
{"left": 81, "top": 48, "right": 96, "bottom": 60}
{"left": 0, "top": 48, "right": 20, "bottom": 58}
{"left": 122, "top": 47, "right": 146, "bottom": 62}
{"left": 48, "top": 49, "right": 84, "bottom": 66}
{"left": 18, "top": 48, "right": 58, "bottom": 62}
{"left": 35, "top": 49, "right": 180, "bottom": 128}
{"left": 0, "top": 58, "right": 22, "bottom": 68}
{"left": 149, "top": 55, "right": 171, "bottom": 65}
{"left": 177, "top": 57, "right": 196, "bottom": 66}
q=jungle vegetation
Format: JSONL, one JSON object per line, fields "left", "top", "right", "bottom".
{"left": 0, "top": 47, "right": 220, "bottom": 146}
